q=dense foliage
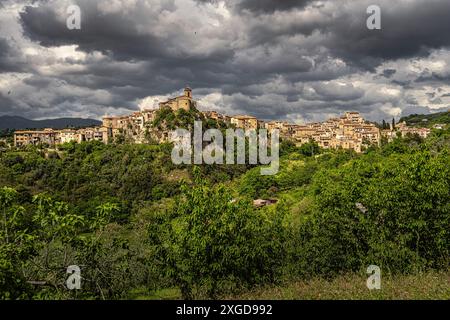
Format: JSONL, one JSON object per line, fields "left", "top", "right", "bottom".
{"left": 399, "top": 111, "right": 450, "bottom": 128}
{"left": 149, "top": 168, "right": 285, "bottom": 299}
{"left": 152, "top": 106, "right": 228, "bottom": 131}
{"left": 0, "top": 126, "right": 449, "bottom": 299}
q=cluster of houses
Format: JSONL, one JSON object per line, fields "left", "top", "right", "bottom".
{"left": 14, "top": 127, "right": 109, "bottom": 147}
{"left": 13, "top": 87, "right": 434, "bottom": 152}
{"left": 380, "top": 121, "right": 431, "bottom": 141}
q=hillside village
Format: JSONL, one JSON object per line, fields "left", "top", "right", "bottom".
{"left": 13, "top": 87, "right": 434, "bottom": 153}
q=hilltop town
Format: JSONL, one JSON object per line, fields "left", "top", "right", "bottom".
{"left": 13, "top": 87, "right": 432, "bottom": 153}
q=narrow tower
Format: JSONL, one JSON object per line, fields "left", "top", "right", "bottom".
{"left": 184, "top": 87, "right": 192, "bottom": 99}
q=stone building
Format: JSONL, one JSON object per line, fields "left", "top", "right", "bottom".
{"left": 159, "top": 87, "right": 195, "bottom": 111}
{"left": 395, "top": 121, "right": 431, "bottom": 138}
{"left": 230, "top": 115, "right": 260, "bottom": 130}
{"left": 76, "top": 127, "right": 109, "bottom": 143}
{"left": 288, "top": 111, "right": 380, "bottom": 152}
{"left": 14, "top": 128, "right": 57, "bottom": 147}
{"left": 201, "top": 111, "right": 230, "bottom": 123}
{"left": 58, "top": 129, "right": 78, "bottom": 144}
{"left": 16, "top": 87, "right": 433, "bottom": 154}
{"left": 265, "top": 121, "right": 292, "bottom": 135}
{"left": 102, "top": 115, "right": 130, "bottom": 130}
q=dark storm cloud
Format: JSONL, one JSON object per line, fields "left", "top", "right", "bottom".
{"left": 19, "top": 2, "right": 167, "bottom": 61}
{"left": 18, "top": 0, "right": 317, "bottom": 112}
{"left": 415, "top": 73, "right": 450, "bottom": 83}
{"left": 0, "top": 92, "right": 16, "bottom": 114}
{"left": 325, "top": 0, "right": 450, "bottom": 68}
{"left": 381, "top": 69, "right": 396, "bottom": 78}
{"left": 0, "top": 37, "right": 26, "bottom": 72}
{"left": 0, "top": 38, "right": 14, "bottom": 71}
{"left": 0, "top": 0, "right": 448, "bottom": 121}
{"left": 19, "top": 0, "right": 242, "bottom": 92}
{"left": 306, "top": 82, "right": 365, "bottom": 102}
{"left": 399, "top": 105, "right": 449, "bottom": 117}
{"left": 392, "top": 80, "right": 413, "bottom": 88}
{"left": 195, "top": 0, "right": 313, "bottom": 13}
{"left": 236, "top": 0, "right": 312, "bottom": 13}
{"left": 19, "top": 0, "right": 450, "bottom": 75}
{"left": 238, "top": 0, "right": 450, "bottom": 69}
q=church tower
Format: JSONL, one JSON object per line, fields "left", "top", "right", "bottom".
{"left": 184, "top": 87, "right": 192, "bottom": 99}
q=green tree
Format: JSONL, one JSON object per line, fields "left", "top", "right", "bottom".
{"left": 297, "top": 150, "right": 449, "bottom": 277}
{"left": 298, "top": 140, "right": 320, "bottom": 157}
{"left": 156, "top": 168, "right": 285, "bottom": 299}
{"left": 238, "top": 167, "right": 278, "bottom": 199}
{"left": 0, "top": 187, "right": 34, "bottom": 299}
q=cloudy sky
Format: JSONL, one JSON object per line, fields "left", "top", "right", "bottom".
{"left": 0, "top": 0, "right": 449, "bottom": 123}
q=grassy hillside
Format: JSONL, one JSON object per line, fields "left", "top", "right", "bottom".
{"left": 128, "top": 271, "right": 450, "bottom": 300}
{"left": 229, "top": 271, "right": 450, "bottom": 300}
{"left": 399, "top": 111, "right": 450, "bottom": 127}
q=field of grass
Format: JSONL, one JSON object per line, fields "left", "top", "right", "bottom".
{"left": 227, "top": 271, "right": 450, "bottom": 300}
{"left": 128, "top": 271, "right": 449, "bottom": 300}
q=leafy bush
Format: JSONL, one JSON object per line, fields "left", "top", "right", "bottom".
{"left": 153, "top": 168, "right": 286, "bottom": 298}
{"left": 293, "top": 150, "right": 449, "bottom": 277}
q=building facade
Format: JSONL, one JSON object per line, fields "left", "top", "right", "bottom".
{"left": 230, "top": 115, "right": 260, "bottom": 130}
{"left": 13, "top": 88, "right": 433, "bottom": 153}
{"left": 14, "top": 128, "right": 57, "bottom": 147}
{"left": 159, "top": 87, "right": 195, "bottom": 111}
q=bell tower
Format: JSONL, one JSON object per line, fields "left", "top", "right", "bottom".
{"left": 184, "top": 87, "right": 192, "bottom": 99}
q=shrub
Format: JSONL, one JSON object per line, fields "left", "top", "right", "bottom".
{"left": 154, "top": 168, "right": 286, "bottom": 299}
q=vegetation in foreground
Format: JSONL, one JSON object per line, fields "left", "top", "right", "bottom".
{"left": 127, "top": 271, "right": 450, "bottom": 300}
{"left": 0, "top": 125, "right": 449, "bottom": 300}
{"left": 229, "top": 271, "right": 450, "bottom": 300}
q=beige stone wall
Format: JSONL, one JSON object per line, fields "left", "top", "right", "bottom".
{"left": 14, "top": 130, "right": 57, "bottom": 147}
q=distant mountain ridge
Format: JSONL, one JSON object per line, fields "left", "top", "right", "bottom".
{"left": 0, "top": 115, "right": 102, "bottom": 130}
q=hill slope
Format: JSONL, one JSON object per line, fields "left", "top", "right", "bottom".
{"left": 399, "top": 111, "right": 450, "bottom": 127}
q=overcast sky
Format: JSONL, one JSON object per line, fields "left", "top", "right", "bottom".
{"left": 0, "top": 0, "right": 449, "bottom": 123}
